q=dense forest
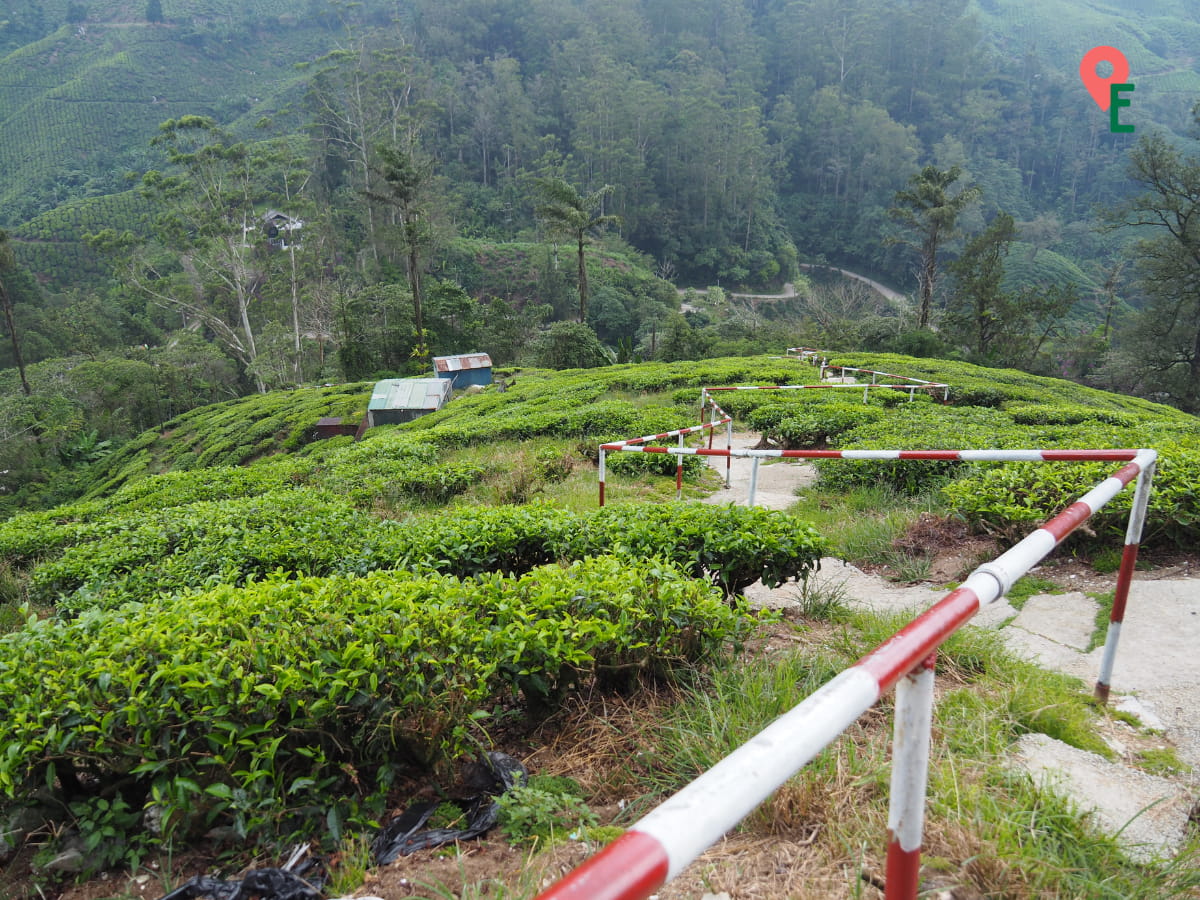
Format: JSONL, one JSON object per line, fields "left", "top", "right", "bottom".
{"left": 3, "top": 0, "right": 1200, "bottom": 508}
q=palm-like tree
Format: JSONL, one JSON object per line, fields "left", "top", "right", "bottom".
{"left": 534, "top": 178, "right": 620, "bottom": 323}
{"left": 887, "top": 165, "right": 980, "bottom": 329}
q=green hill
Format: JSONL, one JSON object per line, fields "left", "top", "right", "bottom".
{"left": 0, "top": 16, "right": 324, "bottom": 228}
{"left": 970, "top": 0, "right": 1200, "bottom": 130}
{"left": 1, "top": 352, "right": 1198, "bottom": 896}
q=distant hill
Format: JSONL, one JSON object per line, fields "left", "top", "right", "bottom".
{"left": 970, "top": 0, "right": 1200, "bottom": 133}
{"left": 0, "top": 5, "right": 338, "bottom": 283}
{"left": 4, "top": 0, "right": 1200, "bottom": 300}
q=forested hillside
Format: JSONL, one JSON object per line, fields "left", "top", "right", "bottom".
{"left": 6, "top": 0, "right": 1188, "bottom": 279}
{"left": 4, "top": 0, "right": 1200, "bottom": 511}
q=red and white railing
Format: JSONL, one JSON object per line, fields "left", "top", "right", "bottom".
{"left": 567, "top": 446, "right": 1157, "bottom": 900}
{"left": 597, "top": 398, "right": 733, "bottom": 506}
{"left": 817, "top": 364, "right": 950, "bottom": 402}
{"left": 702, "top": 377, "right": 946, "bottom": 405}
{"left": 786, "top": 346, "right": 828, "bottom": 365}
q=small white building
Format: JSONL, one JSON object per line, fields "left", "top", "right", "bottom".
{"left": 261, "top": 210, "right": 303, "bottom": 250}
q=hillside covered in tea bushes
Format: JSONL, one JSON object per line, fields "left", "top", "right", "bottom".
{"left": 0, "top": 352, "right": 1198, "bottom": 892}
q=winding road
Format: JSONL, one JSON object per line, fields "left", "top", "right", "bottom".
{"left": 679, "top": 264, "right": 906, "bottom": 307}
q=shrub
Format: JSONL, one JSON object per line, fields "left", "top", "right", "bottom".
{"left": 813, "top": 405, "right": 1016, "bottom": 495}
{"left": 774, "top": 403, "right": 884, "bottom": 449}
{"left": 942, "top": 437, "right": 1200, "bottom": 547}
{"left": 0, "top": 558, "right": 744, "bottom": 847}
{"left": 28, "top": 497, "right": 825, "bottom": 611}
{"left": 30, "top": 491, "right": 380, "bottom": 610}
{"left": 1005, "top": 404, "right": 1137, "bottom": 428}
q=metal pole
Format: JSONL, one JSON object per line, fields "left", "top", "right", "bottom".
{"left": 884, "top": 654, "right": 936, "bottom": 900}
{"left": 598, "top": 448, "right": 606, "bottom": 508}
{"left": 676, "top": 434, "right": 685, "bottom": 500}
{"left": 748, "top": 457, "right": 760, "bottom": 507}
{"left": 725, "top": 420, "right": 733, "bottom": 487}
{"left": 1095, "top": 457, "right": 1157, "bottom": 702}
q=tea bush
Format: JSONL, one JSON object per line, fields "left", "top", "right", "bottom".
{"left": 566, "top": 504, "right": 825, "bottom": 595}
{"left": 829, "top": 353, "right": 1197, "bottom": 422}
{"left": 942, "top": 435, "right": 1200, "bottom": 547}
{"left": 30, "top": 492, "right": 380, "bottom": 610}
{"left": 82, "top": 383, "right": 371, "bottom": 498}
{"left": 793, "top": 357, "right": 1200, "bottom": 544}
{"left": 26, "top": 497, "right": 825, "bottom": 611}
{"left": 0, "top": 558, "right": 744, "bottom": 847}
{"left": 773, "top": 402, "right": 884, "bottom": 449}
{"left": 358, "top": 503, "right": 824, "bottom": 596}
{"left": 1004, "top": 404, "right": 1137, "bottom": 428}
{"left": 813, "top": 405, "right": 1018, "bottom": 495}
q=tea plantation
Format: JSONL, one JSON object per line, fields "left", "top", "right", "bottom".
{"left": 0, "top": 353, "right": 1197, "bottom": 869}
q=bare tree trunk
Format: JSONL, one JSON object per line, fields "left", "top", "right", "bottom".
{"left": 409, "top": 234, "right": 426, "bottom": 359}
{"left": 577, "top": 235, "right": 588, "bottom": 324}
{"left": 0, "top": 280, "right": 30, "bottom": 396}
{"left": 290, "top": 246, "right": 302, "bottom": 384}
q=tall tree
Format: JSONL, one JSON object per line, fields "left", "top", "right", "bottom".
{"left": 305, "top": 31, "right": 424, "bottom": 270}
{"left": 887, "top": 165, "right": 980, "bottom": 329}
{"left": 372, "top": 142, "right": 434, "bottom": 360}
{"left": 1105, "top": 128, "right": 1200, "bottom": 411}
{"left": 945, "top": 212, "right": 1016, "bottom": 359}
{"left": 0, "top": 230, "right": 31, "bottom": 396}
{"left": 534, "top": 178, "right": 619, "bottom": 323}
{"left": 138, "top": 117, "right": 306, "bottom": 392}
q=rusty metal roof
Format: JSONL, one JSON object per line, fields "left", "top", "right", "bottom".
{"left": 433, "top": 353, "right": 492, "bottom": 373}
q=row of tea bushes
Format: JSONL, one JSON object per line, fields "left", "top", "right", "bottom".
{"left": 721, "top": 355, "right": 1200, "bottom": 546}
{"left": 75, "top": 357, "right": 828, "bottom": 501}
{"left": 942, "top": 435, "right": 1200, "bottom": 546}
{"left": 26, "top": 499, "right": 826, "bottom": 611}
{"left": 0, "top": 557, "right": 746, "bottom": 846}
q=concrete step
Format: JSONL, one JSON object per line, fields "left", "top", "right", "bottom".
{"left": 1011, "top": 733, "right": 1196, "bottom": 862}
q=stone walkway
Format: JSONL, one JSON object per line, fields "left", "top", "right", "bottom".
{"left": 702, "top": 440, "right": 1200, "bottom": 861}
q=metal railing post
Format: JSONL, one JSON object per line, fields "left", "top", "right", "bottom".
{"left": 725, "top": 420, "right": 733, "bottom": 486}
{"left": 748, "top": 457, "right": 760, "bottom": 507}
{"left": 1095, "top": 456, "right": 1157, "bottom": 702}
{"left": 552, "top": 444, "right": 1154, "bottom": 900}
{"left": 598, "top": 448, "right": 606, "bottom": 507}
{"left": 884, "top": 654, "right": 937, "bottom": 900}
{"left": 676, "top": 433, "right": 685, "bottom": 500}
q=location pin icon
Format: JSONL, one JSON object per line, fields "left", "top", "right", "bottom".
{"left": 1080, "top": 46, "right": 1130, "bottom": 111}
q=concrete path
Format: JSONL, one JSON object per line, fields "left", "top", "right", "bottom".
{"left": 698, "top": 432, "right": 816, "bottom": 512}
{"left": 797, "top": 263, "right": 906, "bottom": 303}
{"left": 699, "top": 446, "right": 1200, "bottom": 859}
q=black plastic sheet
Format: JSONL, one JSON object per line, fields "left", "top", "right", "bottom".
{"left": 156, "top": 868, "right": 322, "bottom": 900}
{"left": 370, "top": 751, "right": 528, "bottom": 864}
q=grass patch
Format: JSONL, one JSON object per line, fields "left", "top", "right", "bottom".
{"left": 790, "top": 485, "right": 943, "bottom": 566}
{"left": 1005, "top": 574, "right": 1062, "bottom": 609}
{"left": 601, "top": 605, "right": 1200, "bottom": 897}
{"left": 1136, "top": 747, "right": 1192, "bottom": 776}
{"left": 1089, "top": 590, "right": 1115, "bottom": 651}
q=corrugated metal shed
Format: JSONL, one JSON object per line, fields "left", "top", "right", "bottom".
{"left": 433, "top": 352, "right": 493, "bottom": 388}
{"left": 367, "top": 378, "right": 453, "bottom": 426}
